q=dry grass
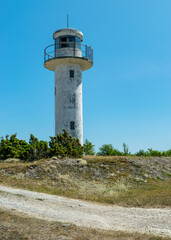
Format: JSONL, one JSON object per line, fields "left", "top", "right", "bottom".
{"left": 0, "top": 157, "right": 170, "bottom": 208}
{"left": 0, "top": 173, "right": 170, "bottom": 208}
{"left": 0, "top": 209, "right": 170, "bottom": 240}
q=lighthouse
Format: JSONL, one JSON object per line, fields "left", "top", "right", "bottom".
{"left": 44, "top": 28, "right": 93, "bottom": 145}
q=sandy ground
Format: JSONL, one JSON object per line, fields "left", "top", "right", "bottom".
{"left": 0, "top": 185, "right": 170, "bottom": 237}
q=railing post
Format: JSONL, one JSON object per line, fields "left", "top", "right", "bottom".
{"left": 54, "top": 44, "right": 56, "bottom": 58}
{"left": 44, "top": 49, "right": 46, "bottom": 62}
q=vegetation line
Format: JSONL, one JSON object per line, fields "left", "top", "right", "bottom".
{"left": 1, "top": 131, "right": 171, "bottom": 163}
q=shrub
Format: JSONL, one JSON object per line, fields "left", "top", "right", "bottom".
{"left": 29, "top": 134, "right": 49, "bottom": 161}
{"left": 0, "top": 134, "right": 31, "bottom": 160}
{"left": 164, "top": 149, "right": 171, "bottom": 156}
{"left": 135, "top": 149, "right": 146, "bottom": 156}
{"left": 83, "top": 139, "right": 95, "bottom": 155}
{"left": 147, "top": 148, "right": 162, "bottom": 157}
{"left": 49, "top": 130, "right": 83, "bottom": 158}
{"left": 135, "top": 148, "right": 171, "bottom": 157}
{"left": 97, "top": 144, "right": 122, "bottom": 156}
{"left": 0, "top": 130, "right": 83, "bottom": 161}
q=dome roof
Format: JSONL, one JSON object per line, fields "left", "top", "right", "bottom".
{"left": 53, "top": 28, "right": 83, "bottom": 40}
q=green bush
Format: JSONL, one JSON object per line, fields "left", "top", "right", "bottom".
{"left": 0, "top": 130, "right": 83, "bottom": 162}
{"left": 135, "top": 149, "right": 147, "bottom": 156}
{"left": 135, "top": 148, "right": 171, "bottom": 157}
{"left": 97, "top": 144, "right": 122, "bottom": 156}
{"left": 29, "top": 134, "right": 49, "bottom": 161}
{"left": 1, "top": 132, "right": 171, "bottom": 160}
{"left": 83, "top": 139, "right": 95, "bottom": 155}
{"left": 49, "top": 130, "right": 83, "bottom": 158}
{"left": 0, "top": 134, "right": 31, "bottom": 160}
{"left": 164, "top": 149, "right": 171, "bottom": 156}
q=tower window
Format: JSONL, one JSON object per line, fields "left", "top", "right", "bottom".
{"left": 60, "top": 37, "right": 67, "bottom": 48}
{"left": 70, "top": 121, "right": 75, "bottom": 130}
{"left": 70, "top": 70, "right": 74, "bottom": 78}
{"left": 57, "top": 36, "right": 81, "bottom": 49}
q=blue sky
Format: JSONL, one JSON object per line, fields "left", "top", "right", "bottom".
{"left": 0, "top": 0, "right": 171, "bottom": 153}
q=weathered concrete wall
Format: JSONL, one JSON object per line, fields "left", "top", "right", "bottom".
{"left": 55, "top": 64, "right": 83, "bottom": 145}
{"left": 55, "top": 48, "right": 82, "bottom": 58}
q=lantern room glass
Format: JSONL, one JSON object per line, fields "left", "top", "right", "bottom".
{"left": 55, "top": 36, "right": 81, "bottom": 50}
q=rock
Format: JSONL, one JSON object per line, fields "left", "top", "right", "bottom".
{"left": 15, "top": 173, "right": 25, "bottom": 179}
{"left": 109, "top": 173, "right": 115, "bottom": 177}
{"left": 77, "top": 159, "right": 87, "bottom": 165}
{"left": 52, "top": 156, "right": 58, "bottom": 160}
{"left": 50, "top": 165, "right": 57, "bottom": 169}
{"left": 4, "top": 158, "right": 20, "bottom": 163}
{"left": 62, "top": 223, "right": 71, "bottom": 227}
{"left": 58, "top": 235, "right": 70, "bottom": 240}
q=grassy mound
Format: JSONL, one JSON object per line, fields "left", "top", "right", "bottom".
{"left": 0, "top": 156, "right": 170, "bottom": 207}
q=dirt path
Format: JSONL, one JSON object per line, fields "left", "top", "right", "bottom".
{"left": 0, "top": 185, "right": 170, "bottom": 237}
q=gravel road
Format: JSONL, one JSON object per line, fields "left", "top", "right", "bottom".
{"left": 0, "top": 185, "right": 170, "bottom": 237}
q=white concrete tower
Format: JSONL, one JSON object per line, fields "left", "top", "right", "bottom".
{"left": 44, "top": 28, "right": 93, "bottom": 145}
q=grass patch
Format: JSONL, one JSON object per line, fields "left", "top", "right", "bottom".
{"left": 0, "top": 209, "right": 170, "bottom": 240}
{"left": 0, "top": 174, "right": 170, "bottom": 207}
{"left": 36, "top": 198, "right": 44, "bottom": 201}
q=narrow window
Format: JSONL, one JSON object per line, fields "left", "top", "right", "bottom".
{"left": 68, "top": 36, "right": 75, "bottom": 48}
{"left": 55, "top": 38, "right": 59, "bottom": 50}
{"left": 75, "top": 37, "right": 81, "bottom": 50}
{"left": 70, "top": 70, "right": 74, "bottom": 78}
{"left": 70, "top": 121, "right": 75, "bottom": 130}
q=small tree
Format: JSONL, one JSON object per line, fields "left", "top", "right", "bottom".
{"left": 97, "top": 144, "right": 114, "bottom": 156}
{"left": 123, "top": 142, "right": 129, "bottom": 155}
{"left": 83, "top": 139, "right": 95, "bottom": 155}
{"left": 97, "top": 144, "right": 122, "bottom": 156}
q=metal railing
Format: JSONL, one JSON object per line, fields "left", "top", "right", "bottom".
{"left": 44, "top": 42, "right": 93, "bottom": 63}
